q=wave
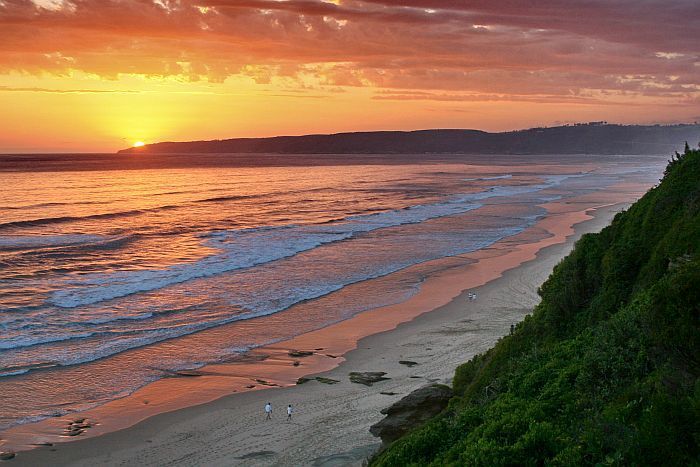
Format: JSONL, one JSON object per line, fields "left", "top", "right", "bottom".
{"left": 0, "top": 217, "right": 539, "bottom": 375}
{"left": 50, "top": 201, "right": 477, "bottom": 308}
{"left": 463, "top": 174, "right": 513, "bottom": 181}
{"left": 0, "top": 368, "right": 30, "bottom": 377}
{"left": 47, "top": 176, "right": 576, "bottom": 309}
{"left": 0, "top": 331, "right": 96, "bottom": 351}
{"left": 0, "top": 200, "right": 106, "bottom": 210}
{"left": 0, "top": 303, "right": 212, "bottom": 353}
{"left": 193, "top": 194, "right": 262, "bottom": 204}
{"left": 0, "top": 257, "right": 417, "bottom": 368}
{"left": 0, "top": 187, "right": 336, "bottom": 232}
{"left": 0, "top": 234, "right": 130, "bottom": 251}
{"left": 84, "top": 312, "right": 154, "bottom": 325}
{"left": 0, "top": 206, "right": 180, "bottom": 231}
{"left": 0, "top": 187, "right": 560, "bottom": 371}
{"left": 191, "top": 187, "right": 331, "bottom": 205}
{"left": 0, "top": 361, "right": 60, "bottom": 377}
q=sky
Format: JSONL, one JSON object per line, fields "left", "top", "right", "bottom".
{"left": 1, "top": 0, "right": 699, "bottom": 152}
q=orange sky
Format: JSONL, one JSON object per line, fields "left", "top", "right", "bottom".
{"left": 1, "top": 0, "right": 699, "bottom": 153}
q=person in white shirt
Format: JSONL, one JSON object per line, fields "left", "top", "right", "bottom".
{"left": 265, "top": 402, "right": 272, "bottom": 420}
{"left": 287, "top": 404, "right": 293, "bottom": 421}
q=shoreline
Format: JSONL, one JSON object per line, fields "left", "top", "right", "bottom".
{"left": 4, "top": 196, "right": 635, "bottom": 465}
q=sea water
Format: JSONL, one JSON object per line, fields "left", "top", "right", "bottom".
{"left": 0, "top": 152, "right": 664, "bottom": 431}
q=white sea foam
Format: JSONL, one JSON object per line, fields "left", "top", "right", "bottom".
{"left": 0, "top": 174, "right": 574, "bottom": 369}
{"left": 48, "top": 176, "right": 573, "bottom": 309}
{"left": 0, "top": 368, "right": 30, "bottom": 377}
{"left": 0, "top": 331, "right": 96, "bottom": 351}
{"left": 463, "top": 174, "right": 513, "bottom": 181}
{"left": 2, "top": 217, "right": 538, "bottom": 366}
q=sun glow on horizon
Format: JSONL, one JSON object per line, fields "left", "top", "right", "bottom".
{"left": 0, "top": 0, "right": 698, "bottom": 153}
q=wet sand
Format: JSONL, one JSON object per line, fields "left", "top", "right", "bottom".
{"left": 4, "top": 194, "right": 637, "bottom": 465}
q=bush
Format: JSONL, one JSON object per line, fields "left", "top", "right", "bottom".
{"left": 372, "top": 147, "right": 700, "bottom": 466}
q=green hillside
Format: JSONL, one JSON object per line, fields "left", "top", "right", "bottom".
{"left": 372, "top": 145, "right": 700, "bottom": 466}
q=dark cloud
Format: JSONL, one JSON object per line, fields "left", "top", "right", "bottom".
{"left": 0, "top": 0, "right": 697, "bottom": 104}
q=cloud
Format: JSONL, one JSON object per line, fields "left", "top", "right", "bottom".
{"left": 358, "top": 0, "right": 700, "bottom": 51}
{"left": 0, "top": 0, "right": 698, "bottom": 105}
{"left": 372, "top": 90, "right": 621, "bottom": 105}
{"left": 0, "top": 85, "right": 140, "bottom": 93}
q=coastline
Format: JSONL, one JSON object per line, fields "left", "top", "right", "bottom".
{"left": 4, "top": 196, "right": 636, "bottom": 466}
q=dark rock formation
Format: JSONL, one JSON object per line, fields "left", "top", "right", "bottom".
{"left": 62, "top": 418, "right": 93, "bottom": 437}
{"left": 296, "top": 376, "right": 340, "bottom": 384}
{"left": 398, "top": 360, "right": 418, "bottom": 367}
{"left": 370, "top": 383, "right": 453, "bottom": 446}
{"left": 151, "top": 368, "right": 205, "bottom": 377}
{"left": 314, "top": 377, "right": 340, "bottom": 384}
{"left": 254, "top": 379, "right": 279, "bottom": 387}
{"left": 349, "top": 372, "right": 390, "bottom": 386}
{"left": 235, "top": 451, "right": 276, "bottom": 460}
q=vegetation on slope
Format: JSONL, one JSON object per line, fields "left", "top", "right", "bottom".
{"left": 372, "top": 144, "right": 700, "bottom": 466}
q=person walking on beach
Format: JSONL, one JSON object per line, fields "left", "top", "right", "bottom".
{"left": 287, "top": 404, "right": 293, "bottom": 421}
{"left": 265, "top": 402, "right": 272, "bottom": 420}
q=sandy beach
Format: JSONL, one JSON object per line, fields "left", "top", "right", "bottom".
{"left": 1, "top": 189, "right": 639, "bottom": 467}
{"left": 2, "top": 0, "right": 693, "bottom": 460}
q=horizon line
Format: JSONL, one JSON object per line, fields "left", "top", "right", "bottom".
{"left": 2, "top": 121, "right": 698, "bottom": 155}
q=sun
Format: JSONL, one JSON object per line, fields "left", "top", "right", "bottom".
{"left": 133, "top": 141, "right": 145, "bottom": 147}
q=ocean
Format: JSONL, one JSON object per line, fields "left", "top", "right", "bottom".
{"left": 0, "top": 152, "right": 664, "bottom": 433}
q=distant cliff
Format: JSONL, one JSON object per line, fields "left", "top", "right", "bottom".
{"left": 371, "top": 145, "right": 700, "bottom": 465}
{"left": 118, "top": 123, "right": 700, "bottom": 155}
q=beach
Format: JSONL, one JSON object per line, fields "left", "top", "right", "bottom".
{"left": 4, "top": 0, "right": 697, "bottom": 463}
{"left": 6, "top": 196, "right": 632, "bottom": 466}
